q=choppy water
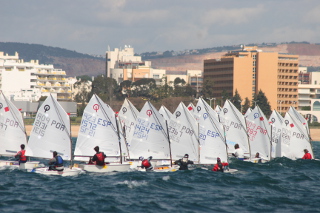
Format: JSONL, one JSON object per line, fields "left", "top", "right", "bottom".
{"left": 1, "top": 140, "right": 320, "bottom": 213}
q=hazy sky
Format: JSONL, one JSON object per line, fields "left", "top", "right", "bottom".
{"left": 1, "top": 0, "right": 319, "bottom": 55}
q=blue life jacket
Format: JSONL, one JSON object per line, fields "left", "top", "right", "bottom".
{"left": 55, "top": 156, "right": 64, "bottom": 166}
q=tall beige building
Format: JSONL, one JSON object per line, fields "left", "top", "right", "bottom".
{"left": 203, "top": 46, "right": 299, "bottom": 113}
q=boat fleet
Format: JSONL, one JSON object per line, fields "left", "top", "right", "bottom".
{"left": 0, "top": 91, "right": 314, "bottom": 176}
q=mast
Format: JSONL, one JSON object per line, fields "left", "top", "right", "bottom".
{"left": 165, "top": 120, "right": 173, "bottom": 167}
{"left": 115, "top": 116, "right": 123, "bottom": 164}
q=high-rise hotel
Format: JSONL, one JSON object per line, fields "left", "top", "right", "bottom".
{"left": 203, "top": 46, "right": 299, "bottom": 113}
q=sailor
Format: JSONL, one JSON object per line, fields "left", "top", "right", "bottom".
{"left": 15, "top": 144, "right": 27, "bottom": 165}
{"left": 254, "top": 152, "right": 262, "bottom": 163}
{"left": 212, "top": 157, "right": 229, "bottom": 172}
{"left": 302, "top": 149, "right": 312, "bottom": 159}
{"left": 91, "top": 146, "right": 107, "bottom": 166}
{"left": 48, "top": 151, "right": 64, "bottom": 171}
{"left": 140, "top": 156, "right": 153, "bottom": 172}
{"left": 232, "top": 144, "right": 245, "bottom": 160}
{"left": 174, "top": 154, "right": 194, "bottom": 170}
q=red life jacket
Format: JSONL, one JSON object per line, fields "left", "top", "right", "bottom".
{"left": 95, "top": 152, "right": 106, "bottom": 165}
{"left": 19, "top": 150, "right": 27, "bottom": 161}
{"left": 142, "top": 159, "right": 151, "bottom": 168}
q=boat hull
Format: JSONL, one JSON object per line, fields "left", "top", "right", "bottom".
{"left": 0, "top": 160, "right": 40, "bottom": 169}
{"left": 29, "top": 167, "right": 83, "bottom": 176}
{"left": 77, "top": 163, "right": 131, "bottom": 173}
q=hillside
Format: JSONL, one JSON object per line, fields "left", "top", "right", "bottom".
{"left": 1, "top": 42, "right": 320, "bottom": 77}
{"left": 150, "top": 43, "right": 320, "bottom": 71}
{"left": 0, "top": 42, "right": 105, "bottom": 77}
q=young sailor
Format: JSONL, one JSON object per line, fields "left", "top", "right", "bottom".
{"left": 302, "top": 149, "right": 312, "bottom": 159}
{"left": 212, "top": 157, "right": 229, "bottom": 172}
{"left": 174, "top": 154, "right": 194, "bottom": 170}
{"left": 232, "top": 144, "right": 245, "bottom": 160}
{"left": 48, "top": 151, "right": 64, "bottom": 171}
{"left": 140, "top": 156, "right": 153, "bottom": 172}
{"left": 15, "top": 144, "right": 27, "bottom": 165}
{"left": 90, "top": 146, "right": 107, "bottom": 166}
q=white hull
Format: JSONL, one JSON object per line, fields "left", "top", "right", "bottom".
{"left": 77, "top": 163, "right": 131, "bottom": 173}
{"left": 153, "top": 165, "right": 180, "bottom": 172}
{"left": 29, "top": 167, "right": 83, "bottom": 176}
{"left": 0, "top": 160, "right": 40, "bottom": 169}
{"left": 243, "top": 158, "right": 269, "bottom": 163}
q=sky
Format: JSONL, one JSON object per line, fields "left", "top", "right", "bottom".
{"left": 1, "top": 0, "right": 320, "bottom": 55}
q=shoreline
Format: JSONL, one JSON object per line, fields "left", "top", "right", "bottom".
{"left": 25, "top": 125, "right": 320, "bottom": 141}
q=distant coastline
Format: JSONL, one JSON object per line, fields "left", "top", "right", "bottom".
{"left": 25, "top": 125, "right": 320, "bottom": 141}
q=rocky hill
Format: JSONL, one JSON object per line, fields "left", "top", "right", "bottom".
{"left": 1, "top": 42, "right": 320, "bottom": 77}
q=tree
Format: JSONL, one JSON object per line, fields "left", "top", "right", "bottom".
{"left": 173, "top": 77, "right": 186, "bottom": 97}
{"left": 221, "top": 90, "right": 231, "bottom": 106}
{"left": 73, "top": 79, "right": 91, "bottom": 104}
{"left": 242, "top": 97, "right": 251, "bottom": 115}
{"left": 201, "top": 79, "right": 215, "bottom": 99}
{"left": 131, "top": 78, "right": 156, "bottom": 99}
{"left": 89, "top": 75, "right": 119, "bottom": 105}
{"left": 120, "top": 80, "right": 132, "bottom": 97}
{"left": 230, "top": 89, "right": 242, "bottom": 111}
{"left": 252, "top": 90, "right": 272, "bottom": 117}
{"left": 76, "top": 75, "right": 92, "bottom": 82}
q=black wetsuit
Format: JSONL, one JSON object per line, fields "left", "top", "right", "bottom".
{"left": 174, "top": 159, "right": 194, "bottom": 170}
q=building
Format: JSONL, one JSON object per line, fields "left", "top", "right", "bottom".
{"left": 203, "top": 46, "right": 299, "bottom": 113}
{"left": 107, "top": 46, "right": 203, "bottom": 90}
{"left": 0, "top": 52, "right": 71, "bottom": 101}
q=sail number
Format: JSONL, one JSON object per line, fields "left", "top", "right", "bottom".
{"left": 33, "top": 112, "right": 66, "bottom": 137}
{"left": 80, "top": 112, "right": 112, "bottom": 137}
{"left": 133, "top": 118, "right": 163, "bottom": 140}
{"left": 0, "top": 118, "right": 20, "bottom": 131}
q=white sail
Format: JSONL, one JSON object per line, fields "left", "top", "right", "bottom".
{"left": 282, "top": 113, "right": 313, "bottom": 160}
{"left": 128, "top": 101, "right": 170, "bottom": 159}
{"left": 215, "top": 105, "right": 222, "bottom": 113}
{"left": 0, "top": 92, "right": 27, "bottom": 155}
{"left": 269, "top": 110, "right": 283, "bottom": 158}
{"left": 246, "top": 106, "right": 271, "bottom": 160}
{"left": 221, "top": 100, "right": 250, "bottom": 156}
{"left": 118, "top": 98, "right": 139, "bottom": 147}
{"left": 288, "top": 106, "right": 310, "bottom": 137}
{"left": 159, "top": 105, "right": 172, "bottom": 121}
{"left": 244, "top": 108, "right": 252, "bottom": 118}
{"left": 26, "top": 95, "right": 72, "bottom": 160}
{"left": 74, "top": 94, "right": 126, "bottom": 161}
{"left": 195, "top": 98, "right": 228, "bottom": 163}
{"left": 169, "top": 102, "right": 199, "bottom": 162}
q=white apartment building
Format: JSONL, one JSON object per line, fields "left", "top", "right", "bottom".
{"left": 107, "top": 46, "right": 203, "bottom": 88}
{"left": 297, "top": 67, "right": 320, "bottom": 122}
{"left": 0, "top": 52, "right": 71, "bottom": 101}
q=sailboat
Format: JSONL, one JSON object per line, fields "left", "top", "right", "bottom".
{"left": 269, "top": 110, "right": 284, "bottom": 158}
{"left": 118, "top": 98, "right": 139, "bottom": 151}
{"left": 281, "top": 112, "right": 314, "bottom": 160}
{"left": 245, "top": 105, "right": 271, "bottom": 162}
{"left": 221, "top": 100, "right": 251, "bottom": 157}
{"left": 73, "top": 94, "right": 130, "bottom": 172}
{"left": 159, "top": 105, "right": 172, "bottom": 121}
{"left": 194, "top": 98, "right": 228, "bottom": 164}
{"left": 26, "top": 95, "right": 82, "bottom": 176}
{"left": 128, "top": 101, "right": 179, "bottom": 172}
{"left": 288, "top": 106, "right": 310, "bottom": 139}
{"left": 0, "top": 91, "right": 39, "bottom": 169}
{"left": 169, "top": 102, "right": 199, "bottom": 163}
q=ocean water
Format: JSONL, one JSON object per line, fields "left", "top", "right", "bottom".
{"left": 1, "top": 140, "right": 320, "bottom": 213}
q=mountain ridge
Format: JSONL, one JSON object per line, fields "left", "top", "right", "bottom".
{"left": 1, "top": 42, "right": 320, "bottom": 77}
